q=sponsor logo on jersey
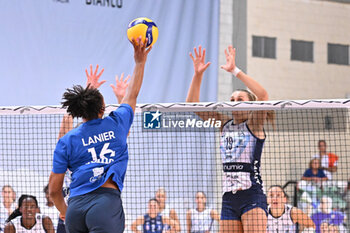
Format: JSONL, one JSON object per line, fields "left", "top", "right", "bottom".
{"left": 90, "top": 167, "right": 104, "bottom": 183}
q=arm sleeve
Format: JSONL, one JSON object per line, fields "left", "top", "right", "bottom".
{"left": 109, "top": 104, "right": 134, "bottom": 131}
{"left": 52, "top": 139, "right": 68, "bottom": 174}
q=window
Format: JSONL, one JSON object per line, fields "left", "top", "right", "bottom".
{"left": 328, "top": 43, "right": 349, "bottom": 65}
{"left": 291, "top": 40, "right": 313, "bottom": 62}
{"left": 252, "top": 36, "right": 276, "bottom": 59}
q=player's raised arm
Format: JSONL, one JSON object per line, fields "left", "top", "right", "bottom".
{"left": 186, "top": 46, "right": 211, "bottom": 103}
{"left": 57, "top": 114, "right": 73, "bottom": 140}
{"left": 121, "top": 37, "right": 152, "bottom": 112}
{"left": 186, "top": 46, "right": 230, "bottom": 123}
{"left": 221, "top": 45, "right": 271, "bottom": 135}
{"left": 221, "top": 45, "right": 268, "bottom": 101}
{"left": 110, "top": 73, "right": 130, "bottom": 104}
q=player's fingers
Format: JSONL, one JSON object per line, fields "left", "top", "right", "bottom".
{"left": 194, "top": 47, "right": 199, "bottom": 58}
{"left": 189, "top": 52, "right": 195, "bottom": 62}
{"left": 228, "top": 45, "right": 234, "bottom": 55}
{"left": 143, "top": 38, "right": 148, "bottom": 50}
{"left": 224, "top": 49, "right": 228, "bottom": 58}
{"left": 97, "top": 68, "right": 104, "bottom": 78}
{"left": 199, "top": 45, "right": 202, "bottom": 56}
{"left": 120, "top": 73, "right": 124, "bottom": 82}
{"left": 125, "top": 75, "right": 131, "bottom": 83}
{"left": 90, "top": 64, "right": 93, "bottom": 75}
{"left": 137, "top": 36, "right": 143, "bottom": 50}
{"left": 131, "top": 37, "right": 138, "bottom": 49}
{"left": 202, "top": 49, "right": 206, "bottom": 62}
{"left": 146, "top": 45, "right": 152, "bottom": 54}
{"left": 204, "top": 62, "right": 211, "bottom": 69}
{"left": 93, "top": 64, "right": 99, "bottom": 76}
{"left": 110, "top": 84, "right": 117, "bottom": 92}
{"left": 85, "top": 69, "right": 89, "bottom": 78}
{"left": 115, "top": 74, "right": 120, "bottom": 83}
{"left": 98, "top": 80, "right": 107, "bottom": 87}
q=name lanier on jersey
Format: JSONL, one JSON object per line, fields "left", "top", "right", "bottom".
{"left": 82, "top": 131, "right": 116, "bottom": 146}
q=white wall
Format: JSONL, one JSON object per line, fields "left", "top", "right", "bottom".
{"left": 246, "top": 0, "right": 350, "bottom": 100}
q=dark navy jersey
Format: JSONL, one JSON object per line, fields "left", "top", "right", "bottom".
{"left": 143, "top": 214, "right": 164, "bottom": 233}
{"left": 52, "top": 104, "right": 134, "bottom": 198}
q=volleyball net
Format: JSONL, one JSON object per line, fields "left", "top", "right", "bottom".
{"left": 0, "top": 100, "right": 349, "bottom": 232}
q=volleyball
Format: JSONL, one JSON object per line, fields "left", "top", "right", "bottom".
{"left": 127, "top": 17, "right": 158, "bottom": 47}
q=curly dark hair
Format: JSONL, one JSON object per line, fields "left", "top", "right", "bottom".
{"left": 61, "top": 85, "right": 104, "bottom": 121}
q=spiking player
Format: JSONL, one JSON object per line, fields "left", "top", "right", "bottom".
{"left": 49, "top": 37, "right": 151, "bottom": 233}
{"left": 186, "top": 45, "right": 274, "bottom": 233}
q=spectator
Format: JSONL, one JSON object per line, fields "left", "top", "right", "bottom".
{"left": 155, "top": 188, "right": 180, "bottom": 233}
{"left": 302, "top": 158, "right": 328, "bottom": 183}
{"left": 0, "top": 185, "right": 16, "bottom": 231}
{"left": 311, "top": 196, "right": 345, "bottom": 233}
{"left": 329, "top": 224, "right": 340, "bottom": 233}
{"left": 40, "top": 184, "right": 60, "bottom": 231}
{"left": 131, "top": 199, "right": 180, "bottom": 233}
{"left": 4, "top": 195, "right": 54, "bottom": 233}
{"left": 320, "top": 220, "right": 329, "bottom": 233}
{"left": 313, "top": 140, "right": 338, "bottom": 180}
{"left": 186, "top": 191, "right": 220, "bottom": 233}
{"left": 266, "top": 185, "right": 315, "bottom": 232}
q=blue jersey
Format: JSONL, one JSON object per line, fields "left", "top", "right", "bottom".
{"left": 143, "top": 214, "right": 163, "bottom": 233}
{"left": 303, "top": 168, "right": 326, "bottom": 178}
{"left": 52, "top": 104, "right": 134, "bottom": 198}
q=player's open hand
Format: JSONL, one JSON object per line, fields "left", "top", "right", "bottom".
{"left": 190, "top": 46, "right": 211, "bottom": 75}
{"left": 110, "top": 73, "right": 130, "bottom": 103}
{"left": 220, "top": 45, "right": 236, "bottom": 73}
{"left": 131, "top": 37, "right": 152, "bottom": 64}
{"left": 85, "top": 64, "right": 106, "bottom": 89}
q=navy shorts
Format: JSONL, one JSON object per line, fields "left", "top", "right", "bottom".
{"left": 220, "top": 189, "right": 267, "bottom": 220}
{"left": 65, "top": 187, "right": 124, "bottom": 233}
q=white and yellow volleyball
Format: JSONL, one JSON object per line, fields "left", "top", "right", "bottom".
{"left": 127, "top": 17, "right": 159, "bottom": 47}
